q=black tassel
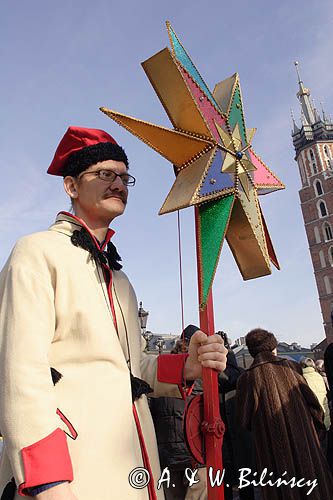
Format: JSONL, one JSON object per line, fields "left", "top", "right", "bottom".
{"left": 71, "top": 228, "right": 122, "bottom": 270}
{"left": 51, "top": 367, "right": 63, "bottom": 385}
{"left": 130, "top": 373, "right": 153, "bottom": 402}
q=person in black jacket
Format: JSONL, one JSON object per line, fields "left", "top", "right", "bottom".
{"left": 149, "top": 327, "right": 207, "bottom": 500}
{"left": 218, "top": 333, "right": 255, "bottom": 500}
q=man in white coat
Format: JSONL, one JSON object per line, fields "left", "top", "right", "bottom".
{"left": 0, "top": 126, "right": 227, "bottom": 500}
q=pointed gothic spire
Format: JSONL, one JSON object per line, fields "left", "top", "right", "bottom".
{"left": 301, "top": 108, "right": 309, "bottom": 126}
{"left": 320, "top": 102, "right": 330, "bottom": 123}
{"left": 291, "top": 108, "right": 300, "bottom": 134}
{"left": 311, "top": 98, "right": 321, "bottom": 122}
{"left": 294, "top": 61, "right": 317, "bottom": 125}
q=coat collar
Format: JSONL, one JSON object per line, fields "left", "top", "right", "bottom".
{"left": 248, "top": 351, "right": 287, "bottom": 370}
{"left": 50, "top": 211, "right": 115, "bottom": 250}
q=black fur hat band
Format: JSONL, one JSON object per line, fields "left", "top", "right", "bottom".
{"left": 62, "top": 142, "right": 129, "bottom": 178}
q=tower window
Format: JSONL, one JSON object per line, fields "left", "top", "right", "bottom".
{"left": 324, "top": 223, "right": 333, "bottom": 241}
{"left": 314, "top": 226, "right": 321, "bottom": 243}
{"left": 299, "top": 158, "right": 307, "bottom": 185}
{"left": 319, "top": 250, "right": 326, "bottom": 268}
{"left": 324, "top": 276, "right": 332, "bottom": 295}
{"left": 314, "top": 180, "right": 323, "bottom": 196}
{"left": 328, "top": 247, "right": 333, "bottom": 267}
{"left": 323, "top": 146, "right": 331, "bottom": 170}
{"left": 309, "top": 149, "right": 318, "bottom": 174}
{"left": 318, "top": 200, "right": 328, "bottom": 218}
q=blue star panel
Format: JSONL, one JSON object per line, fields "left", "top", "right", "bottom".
{"left": 199, "top": 150, "right": 234, "bottom": 197}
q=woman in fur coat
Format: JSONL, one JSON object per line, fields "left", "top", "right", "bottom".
{"left": 236, "top": 328, "right": 333, "bottom": 500}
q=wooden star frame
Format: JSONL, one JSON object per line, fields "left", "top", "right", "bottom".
{"left": 101, "top": 22, "right": 284, "bottom": 308}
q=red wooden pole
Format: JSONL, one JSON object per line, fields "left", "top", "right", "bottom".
{"left": 195, "top": 207, "right": 225, "bottom": 500}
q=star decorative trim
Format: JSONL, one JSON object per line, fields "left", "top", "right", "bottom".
{"left": 100, "top": 22, "right": 285, "bottom": 305}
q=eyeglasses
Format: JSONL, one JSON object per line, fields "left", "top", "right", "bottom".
{"left": 79, "top": 169, "right": 136, "bottom": 186}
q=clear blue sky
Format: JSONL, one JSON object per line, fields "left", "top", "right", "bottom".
{"left": 1, "top": 0, "right": 332, "bottom": 346}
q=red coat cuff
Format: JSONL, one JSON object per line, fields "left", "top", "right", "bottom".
{"left": 157, "top": 353, "right": 188, "bottom": 385}
{"left": 19, "top": 428, "right": 73, "bottom": 496}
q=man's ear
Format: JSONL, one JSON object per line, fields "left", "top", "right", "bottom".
{"left": 63, "top": 176, "right": 78, "bottom": 199}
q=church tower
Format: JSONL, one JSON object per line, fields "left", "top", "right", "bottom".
{"left": 292, "top": 62, "right": 333, "bottom": 344}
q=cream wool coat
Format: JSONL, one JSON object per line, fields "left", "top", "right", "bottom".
{"left": 0, "top": 213, "right": 183, "bottom": 499}
{"left": 302, "top": 366, "right": 331, "bottom": 430}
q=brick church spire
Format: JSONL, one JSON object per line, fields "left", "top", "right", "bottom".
{"left": 291, "top": 63, "right": 333, "bottom": 345}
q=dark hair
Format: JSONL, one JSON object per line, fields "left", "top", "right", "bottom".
{"left": 216, "top": 331, "right": 230, "bottom": 349}
{"left": 171, "top": 339, "right": 188, "bottom": 354}
{"left": 62, "top": 142, "right": 129, "bottom": 177}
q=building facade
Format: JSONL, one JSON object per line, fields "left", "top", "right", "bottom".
{"left": 234, "top": 341, "right": 314, "bottom": 369}
{"left": 292, "top": 62, "right": 333, "bottom": 344}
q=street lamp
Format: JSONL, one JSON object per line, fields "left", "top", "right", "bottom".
{"left": 138, "top": 301, "right": 149, "bottom": 334}
{"left": 138, "top": 301, "right": 151, "bottom": 350}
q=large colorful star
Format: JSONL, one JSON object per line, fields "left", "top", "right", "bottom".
{"left": 101, "top": 22, "right": 284, "bottom": 307}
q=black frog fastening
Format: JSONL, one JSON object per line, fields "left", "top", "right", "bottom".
{"left": 71, "top": 228, "right": 122, "bottom": 270}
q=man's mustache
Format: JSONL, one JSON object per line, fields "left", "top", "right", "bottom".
{"left": 103, "top": 190, "right": 128, "bottom": 204}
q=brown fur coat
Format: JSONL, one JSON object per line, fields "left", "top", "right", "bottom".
{"left": 236, "top": 351, "right": 333, "bottom": 499}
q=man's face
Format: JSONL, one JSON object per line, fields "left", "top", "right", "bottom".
{"left": 68, "top": 159, "right": 129, "bottom": 222}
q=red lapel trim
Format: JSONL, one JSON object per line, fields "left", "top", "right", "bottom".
{"left": 57, "top": 211, "right": 115, "bottom": 250}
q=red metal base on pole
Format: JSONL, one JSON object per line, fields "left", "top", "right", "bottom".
{"left": 195, "top": 207, "right": 225, "bottom": 500}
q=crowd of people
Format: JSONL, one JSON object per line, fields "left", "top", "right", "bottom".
{"left": 150, "top": 328, "right": 333, "bottom": 500}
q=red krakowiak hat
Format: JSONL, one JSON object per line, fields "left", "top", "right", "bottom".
{"left": 47, "top": 126, "right": 118, "bottom": 176}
